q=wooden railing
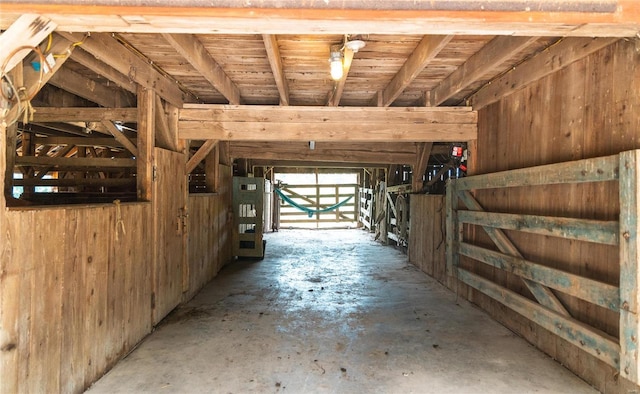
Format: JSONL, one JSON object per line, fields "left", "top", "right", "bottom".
{"left": 446, "top": 150, "right": 639, "bottom": 384}
{"left": 278, "top": 183, "right": 358, "bottom": 228}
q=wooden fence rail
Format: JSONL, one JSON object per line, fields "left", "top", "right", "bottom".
{"left": 446, "top": 150, "right": 639, "bottom": 384}
{"left": 278, "top": 183, "right": 358, "bottom": 228}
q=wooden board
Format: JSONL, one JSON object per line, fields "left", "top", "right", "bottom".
{"left": 408, "top": 195, "right": 446, "bottom": 284}
{"left": 152, "top": 148, "right": 187, "bottom": 324}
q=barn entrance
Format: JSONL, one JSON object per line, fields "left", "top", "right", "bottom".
{"left": 86, "top": 229, "right": 594, "bottom": 393}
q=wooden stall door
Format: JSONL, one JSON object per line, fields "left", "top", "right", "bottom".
{"left": 152, "top": 148, "right": 187, "bottom": 325}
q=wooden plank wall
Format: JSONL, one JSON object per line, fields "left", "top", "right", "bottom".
{"left": 461, "top": 39, "right": 640, "bottom": 392}
{"left": 0, "top": 203, "right": 153, "bottom": 393}
{"left": 408, "top": 195, "right": 447, "bottom": 285}
{"left": 186, "top": 164, "right": 233, "bottom": 300}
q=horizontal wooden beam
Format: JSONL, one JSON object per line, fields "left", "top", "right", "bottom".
{"left": 33, "top": 136, "right": 124, "bottom": 148}
{"left": 230, "top": 141, "right": 420, "bottom": 164}
{"left": 15, "top": 156, "right": 136, "bottom": 168}
{"left": 14, "top": 177, "right": 135, "bottom": 187}
{"left": 32, "top": 107, "right": 138, "bottom": 123}
{"left": 458, "top": 210, "right": 619, "bottom": 245}
{"left": 1, "top": 3, "right": 638, "bottom": 37}
{"left": 455, "top": 154, "right": 619, "bottom": 190}
{"left": 48, "top": 67, "right": 134, "bottom": 108}
{"left": 179, "top": 105, "right": 477, "bottom": 142}
{"left": 57, "top": 32, "right": 185, "bottom": 107}
{"left": 471, "top": 37, "right": 619, "bottom": 109}
{"left": 457, "top": 268, "right": 620, "bottom": 370}
{"left": 251, "top": 160, "right": 387, "bottom": 169}
{"left": 458, "top": 242, "right": 619, "bottom": 311}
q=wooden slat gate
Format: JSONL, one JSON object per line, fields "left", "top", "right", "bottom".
{"left": 278, "top": 183, "right": 357, "bottom": 228}
{"left": 446, "top": 150, "right": 640, "bottom": 384}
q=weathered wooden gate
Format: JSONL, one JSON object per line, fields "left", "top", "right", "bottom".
{"left": 446, "top": 150, "right": 640, "bottom": 385}
{"left": 232, "top": 176, "right": 265, "bottom": 258}
{"left": 152, "top": 148, "right": 187, "bottom": 324}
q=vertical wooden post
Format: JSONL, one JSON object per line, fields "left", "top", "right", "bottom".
{"left": 4, "top": 124, "right": 16, "bottom": 200}
{"left": 204, "top": 143, "right": 219, "bottom": 193}
{"left": 445, "top": 180, "right": 459, "bottom": 279}
{"left": 137, "top": 86, "right": 155, "bottom": 201}
{"left": 619, "top": 149, "right": 640, "bottom": 384}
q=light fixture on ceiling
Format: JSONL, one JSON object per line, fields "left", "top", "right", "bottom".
{"left": 329, "top": 45, "right": 344, "bottom": 81}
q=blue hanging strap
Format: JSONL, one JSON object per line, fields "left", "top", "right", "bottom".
{"left": 274, "top": 188, "right": 353, "bottom": 218}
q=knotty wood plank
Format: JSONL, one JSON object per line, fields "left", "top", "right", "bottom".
{"left": 459, "top": 242, "right": 619, "bottom": 311}
{"left": 376, "top": 35, "right": 453, "bottom": 107}
{"left": 471, "top": 37, "right": 619, "bottom": 110}
{"left": 431, "top": 36, "right": 540, "bottom": 106}
{"left": 163, "top": 33, "right": 241, "bottom": 105}
{"left": 457, "top": 268, "right": 620, "bottom": 370}
{"left": 455, "top": 154, "right": 619, "bottom": 190}
{"left": 58, "top": 32, "right": 184, "bottom": 107}
{"left": 262, "top": 34, "right": 289, "bottom": 106}
{"left": 457, "top": 210, "right": 619, "bottom": 245}
{"left": 32, "top": 107, "right": 138, "bottom": 123}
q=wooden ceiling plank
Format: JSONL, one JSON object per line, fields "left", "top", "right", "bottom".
{"left": 179, "top": 121, "right": 476, "bottom": 142}
{"left": 163, "top": 33, "right": 241, "bottom": 105}
{"left": 69, "top": 46, "right": 137, "bottom": 94}
{"left": 58, "top": 32, "right": 184, "bottom": 107}
{"left": 32, "top": 107, "right": 138, "bottom": 122}
{"left": 375, "top": 35, "right": 453, "bottom": 107}
{"left": 101, "top": 120, "right": 138, "bottom": 156}
{"left": 48, "top": 67, "right": 133, "bottom": 108}
{"left": 431, "top": 36, "right": 540, "bottom": 106}
{"left": 327, "top": 48, "right": 354, "bottom": 107}
{"left": 186, "top": 139, "right": 218, "bottom": 174}
{"left": 0, "top": 14, "right": 56, "bottom": 72}
{"left": 471, "top": 37, "right": 619, "bottom": 109}
{"left": 262, "top": 34, "right": 290, "bottom": 106}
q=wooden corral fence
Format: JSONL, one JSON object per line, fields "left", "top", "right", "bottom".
{"left": 359, "top": 187, "right": 375, "bottom": 231}
{"left": 381, "top": 184, "right": 411, "bottom": 247}
{"left": 446, "top": 150, "right": 640, "bottom": 385}
{"left": 278, "top": 183, "right": 358, "bottom": 228}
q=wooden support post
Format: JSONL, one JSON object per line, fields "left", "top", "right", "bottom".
{"left": 137, "top": 86, "right": 155, "bottom": 201}
{"left": 21, "top": 131, "right": 34, "bottom": 197}
{"left": 445, "top": 180, "right": 459, "bottom": 278}
{"left": 204, "top": 142, "right": 219, "bottom": 193}
{"left": 619, "top": 149, "right": 640, "bottom": 384}
{"left": 101, "top": 120, "right": 138, "bottom": 157}
{"left": 4, "top": 123, "right": 17, "bottom": 200}
{"left": 186, "top": 139, "right": 219, "bottom": 174}
{"left": 412, "top": 142, "right": 433, "bottom": 192}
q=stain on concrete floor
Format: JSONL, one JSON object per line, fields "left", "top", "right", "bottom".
{"left": 87, "top": 229, "right": 595, "bottom": 393}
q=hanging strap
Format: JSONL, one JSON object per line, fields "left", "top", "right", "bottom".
{"left": 274, "top": 188, "right": 353, "bottom": 218}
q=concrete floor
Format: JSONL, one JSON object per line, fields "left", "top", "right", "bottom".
{"left": 88, "top": 229, "right": 595, "bottom": 393}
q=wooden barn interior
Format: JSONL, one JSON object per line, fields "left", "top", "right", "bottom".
{"left": 1, "top": 1, "right": 640, "bottom": 392}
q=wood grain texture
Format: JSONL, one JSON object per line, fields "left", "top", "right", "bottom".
{"left": 408, "top": 195, "right": 447, "bottom": 284}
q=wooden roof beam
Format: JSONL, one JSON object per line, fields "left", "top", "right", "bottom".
{"left": 58, "top": 32, "right": 185, "bottom": 107}
{"left": 163, "top": 33, "right": 242, "bottom": 105}
{"left": 470, "top": 37, "right": 619, "bottom": 109}
{"left": 327, "top": 48, "right": 355, "bottom": 107}
{"left": 431, "top": 36, "right": 540, "bottom": 106}
{"left": 371, "top": 35, "right": 453, "bottom": 107}
{"left": 69, "top": 46, "right": 137, "bottom": 94}
{"left": 0, "top": 14, "right": 56, "bottom": 73}
{"left": 251, "top": 160, "right": 389, "bottom": 169}
{"left": 32, "top": 107, "right": 138, "bottom": 123}
{"left": 262, "top": 34, "right": 290, "bottom": 106}
{"left": 48, "top": 67, "right": 135, "bottom": 108}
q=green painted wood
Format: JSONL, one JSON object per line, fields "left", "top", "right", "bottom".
{"left": 457, "top": 210, "right": 619, "bottom": 245}
{"left": 457, "top": 268, "right": 620, "bottom": 370}
{"left": 618, "top": 150, "right": 640, "bottom": 383}
{"left": 455, "top": 154, "right": 619, "bottom": 191}
{"left": 458, "top": 242, "right": 620, "bottom": 311}
{"left": 445, "top": 182, "right": 458, "bottom": 277}
{"left": 456, "top": 190, "right": 570, "bottom": 316}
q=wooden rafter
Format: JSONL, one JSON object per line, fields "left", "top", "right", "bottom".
{"left": 69, "top": 46, "right": 137, "bottom": 93}
{"left": 372, "top": 35, "right": 453, "bottom": 107}
{"left": 163, "top": 33, "right": 241, "bottom": 105}
{"left": 58, "top": 32, "right": 184, "bottom": 107}
{"left": 48, "top": 67, "right": 134, "bottom": 108}
{"left": 327, "top": 48, "right": 354, "bottom": 107}
{"left": 186, "top": 139, "right": 219, "bottom": 174}
{"left": 471, "top": 37, "right": 619, "bottom": 109}
{"left": 262, "top": 34, "right": 289, "bottom": 106}
{"left": 100, "top": 120, "right": 138, "bottom": 156}
{"left": 0, "top": 14, "right": 56, "bottom": 73}
{"left": 431, "top": 36, "right": 540, "bottom": 106}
